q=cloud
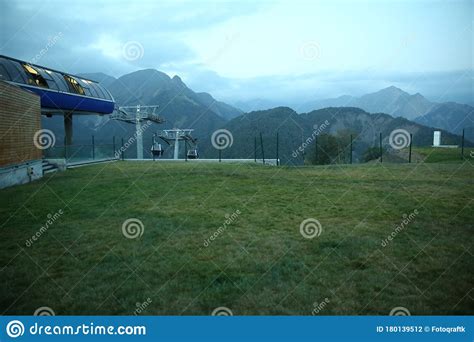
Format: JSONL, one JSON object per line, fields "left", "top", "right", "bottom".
{"left": 0, "top": 0, "right": 264, "bottom": 75}
{"left": 1, "top": 0, "right": 471, "bottom": 105}
{"left": 180, "top": 68, "right": 474, "bottom": 106}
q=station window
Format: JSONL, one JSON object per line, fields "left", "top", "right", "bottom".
{"left": 49, "top": 71, "right": 69, "bottom": 92}
{"left": 97, "top": 84, "right": 113, "bottom": 100}
{"left": 2, "top": 59, "right": 28, "bottom": 83}
{"left": 82, "top": 80, "right": 99, "bottom": 97}
{"left": 64, "top": 75, "right": 85, "bottom": 95}
{"left": 0, "top": 64, "right": 11, "bottom": 81}
{"left": 37, "top": 68, "right": 59, "bottom": 90}
{"left": 22, "top": 64, "right": 49, "bottom": 88}
{"left": 89, "top": 83, "right": 106, "bottom": 99}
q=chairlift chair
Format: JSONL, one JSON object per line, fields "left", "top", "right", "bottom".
{"left": 151, "top": 142, "right": 164, "bottom": 158}
{"left": 187, "top": 148, "right": 199, "bottom": 159}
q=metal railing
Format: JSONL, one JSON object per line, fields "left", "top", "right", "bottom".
{"left": 43, "top": 136, "right": 119, "bottom": 163}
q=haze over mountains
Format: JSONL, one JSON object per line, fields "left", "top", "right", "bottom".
{"left": 41, "top": 68, "right": 472, "bottom": 162}
{"left": 298, "top": 86, "right": 436, "bottom": 120}
{"left": 235, "top": 85, "right": 474, "bottom": 142}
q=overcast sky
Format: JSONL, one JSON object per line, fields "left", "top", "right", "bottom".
{"left": 1, "top": 0, "right": 472, "bottom": 104}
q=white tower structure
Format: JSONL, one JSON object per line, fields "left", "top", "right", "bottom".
{"left": 111, "top": 105, "right": 163, "bottom": 159}
{"left": 433, "top": 131, "right": 441, "bottom": 147}
{"left": 158, "top": 129, "right": 195, "bottom": 159}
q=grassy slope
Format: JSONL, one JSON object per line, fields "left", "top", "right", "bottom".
{"left": 0, "top": 161, "right": 472, "bottom": 315}
{"left": 413, "top": 147, "right": 474, "bottom": 163}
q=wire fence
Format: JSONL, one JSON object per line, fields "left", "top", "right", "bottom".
{"left": 43, "top": 128, "right": 474, "bottom": 166}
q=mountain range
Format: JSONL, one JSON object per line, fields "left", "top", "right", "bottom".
{"left": 198, "top": 106, "right": 463, "bottom": 164}
{"left": 41, "top": 69, "right": 472, "bottom": 162}
{"left": 236, "top": 86, "right": 474, "bottom": 141}
{"left": 298, "top": 86, "right": 436, "bottom": 120}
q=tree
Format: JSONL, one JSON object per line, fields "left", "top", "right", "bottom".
{"left": 363, "top": 147, "right": 383, "bottom": 162}
{"left": 308, "top": 134, "right": 347, "bottom": 165}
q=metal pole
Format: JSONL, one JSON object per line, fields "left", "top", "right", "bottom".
{"left": 260, "top": 132, "right": 265, "bottom": 165}
{"left": 219, "top": 149, "right": 221, "bottom": 162}
{"left": 461, "top": 129, "right": 465, "bottom": 159}
{"left": 185, "top": 141, "right": 188, "bottom": 162}
{"left": 113, "top": 136, "right": 116, "bottom": 158}
{"left": 314, "top": 136, "right": 318, "bottom": 165}
{"left": 121, "top": 138, "right": 124, "bottom": 161}
{"left": 136, "top": 105, "right": 143, "bottom": 159}
{"left": 64, "top": 112, "right": 73, "bottom": 146}
{"left": 301, "top": 133, "right": 305, "bottom": 164}
{"left": 173, "top": 131, "right": 179, "bottom": 160}
{"left": 379, "top": 133, "right": 383, "bottom": 163}
{"left": 276, "top": 132, "right": 279, "bottom": 166}
{"left": 92, "top": 135, "right": 95, "bottom": 160}
{"left": 409, "top": 133, "right": 412, "bottom": 163}
{"left": 254, "top": 137, "right": 257, "bottom": 162}
{"left": 152, "top": 135, "right": 155, "bottom": 161}
{"left": 350, "top": 134, "right": 353, "bottom": 164}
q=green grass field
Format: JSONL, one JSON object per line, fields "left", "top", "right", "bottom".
{"left": 413, "top": 147, "right": 473, "bottom": 163}
{"left": 0, "top": 160, "right": 473, "bottom": 315}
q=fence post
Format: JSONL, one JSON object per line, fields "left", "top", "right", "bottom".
{"left": 218, "top": 149, "right": 221, "bottom": 162}
{"left": 260, "top": 132, "right": 265, "bottom": 165}
{"left": 409, "top": 133, "right": 413, "bottom": 163}
{"left": 379, "top": 133, "right": 383, "bottom": 163}
{"left": 113, "top": 136, "right": 116, "bottom": 158}
{"left": 461, "top": 129, "right": 465, "bottom": 159}
{"left": 314, "top": 136, "right": 318, "bottom": 165}
{"left": 254, "top": 137, "right": 257, "bottom": 162}
{"left": 276, "top": 132, "right": 279, "bottom": 166}
{"left": 301, "top": 134, "right": 305, "bottom": 164}
{"left": 350, "top": 134, "right": 353, "bottom": 164}
{"left": 152, "top": 135, "right": 155, "bottom": 161}
{"left": 121, "top": 138, "right": 124, "bottom": 161}
{"left": 185, "top": 141, "right": 188, "bottom": 162}
{"left": 92, "top": 135, "right": 95, "bottom": 160}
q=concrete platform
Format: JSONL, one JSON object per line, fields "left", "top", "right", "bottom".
{"left": 124, "top": 158, "right": 280, "bottom": 166}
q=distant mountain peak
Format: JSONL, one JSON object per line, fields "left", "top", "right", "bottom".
{"left": 171, "top": 75, "right": 187, "bottom": 89}
{"left": 105, "top": 68, "right": 241, "bottom": 120}
{"left": 141, "top": 68, "right": 170, "bottom": 78}
{"left": 299, "top": 85, "right": 433, "bottom": 120}
{"left": 376, "top": 85, "right": 407, "bottom": 96}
